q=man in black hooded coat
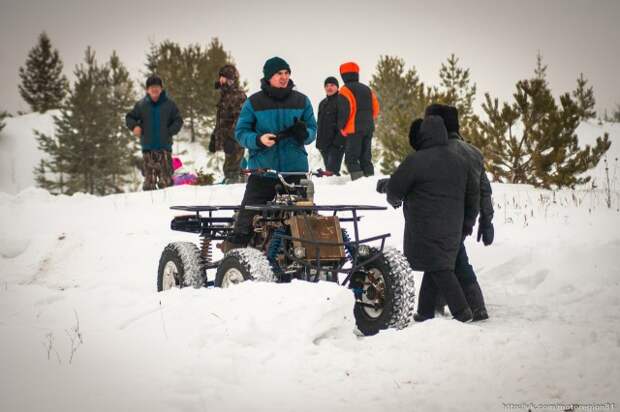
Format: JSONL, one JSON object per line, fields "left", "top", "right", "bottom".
{"left": 381, "top": 115, "right": 479, "bottom": 322}
{"left": 425, "top": 104, "right": 494, "bottom": 321}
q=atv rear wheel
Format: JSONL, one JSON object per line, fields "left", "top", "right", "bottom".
{"left": 353, "top": 247, "right": 415, "bottom": 336}
{"left": 215, "top": 247, "right": 276, "bottom": 287}
{"left": 157, "top": 242, "right": 205, "bottom": 291}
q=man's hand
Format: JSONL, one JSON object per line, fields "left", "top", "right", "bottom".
{"left": 259, "top": 133, "right": 277, "bottom": 147}
{"left": 387, "top": 195, "right": 402, "bottom": 209}
{"left": 376, "top": 178, "right": 390, "bottom": 194}
{"left": 133, "top": 126, "right": 142, "bottom": 137}
{"left": 277, "top": 118, "right": 308, "bottom": 145}
{"left": 477, "top": 222, "right": 494, "bottom": 246}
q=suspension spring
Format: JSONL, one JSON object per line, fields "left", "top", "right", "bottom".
{"left": 200, "top": 236, "right": 212, "bottom": 266}
{"left": 268, "top": 228, "right": 286, "bottom": 274}
{"left": 341, "top": 228, "right": 355, "bottom": 261}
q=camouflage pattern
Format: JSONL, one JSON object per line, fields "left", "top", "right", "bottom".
{"left": 223, "top": 145, "right": 246, "bottom": 183}
{"left": 214, "top": 65, "right": 247, "bottom": 182}
{"left": 142, "top": 150, "right": 173, "bottom": 190}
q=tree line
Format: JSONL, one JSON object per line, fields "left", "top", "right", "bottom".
{"left": 9, "top": 32, "right": 618, "bottom": 195}
{"left": 371, "top": 52, "right": 612, "bottom": 188}
{"left": 16, "top": 32, "right": 233, "bottom": 195}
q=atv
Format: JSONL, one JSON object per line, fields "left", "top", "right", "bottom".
{"left": 157, "top": 169, "right": 415, "bottom": 336}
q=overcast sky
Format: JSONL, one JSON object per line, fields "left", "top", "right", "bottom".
{"left": 1, "top": 0, "right": 619, "bottom": 117}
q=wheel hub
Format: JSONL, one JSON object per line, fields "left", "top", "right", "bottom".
{"left": 361, "top": 268, "right": 386, "bottom": 318}
{"left": 222, "top": 267, "right": 244, "bottom": 288}
{"left": 162, "top": 261, "right": 179, "bottom": 290}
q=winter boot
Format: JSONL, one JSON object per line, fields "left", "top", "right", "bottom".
{"left": 217, "top": 233, "right": 249, "bottom": 254}
{"left": 413, "top": 313, "right": 433, "bottom": 322}
{"left": 217, "top": 240, "right": 244, "bottom": 254}
{"left": 464, "top": 281, "right": 489, "bottom": 321}
{"left": 453, "top": 307, "right": 473, "bottom": 323}
{"left": 350, "top": 171, "right": 364, "bottom": 181}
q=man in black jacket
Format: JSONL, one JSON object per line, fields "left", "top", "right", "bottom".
{"left": 126, "top": 75, "right": 183, "bottom": 190}
{"left": 425, "top": 104, "right": 494, "bottom": 321}
{"left": 378, "top": 115, "right": 479, "bottom": 322}
{"left": 316, "top": 76, "right": 345, "bottom": 175}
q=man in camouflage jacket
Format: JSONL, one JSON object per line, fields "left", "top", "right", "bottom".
{"left": 209, "top": 64, "right": 247, "bottom": 183}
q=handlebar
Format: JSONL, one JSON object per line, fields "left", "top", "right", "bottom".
{"left": 240, "top": 169, "right": 334, "bottom": 178}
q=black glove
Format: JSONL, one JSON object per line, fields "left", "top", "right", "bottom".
{"left": 477, "top": 221, "right": 494, "bottom": 246}
{"left": 376, "top": 178, "right": 390, "bottom": 194}
{"left": 208, "top": 133, "right": 216, "bottom": 153}
{"left": 277, "top": 117, "right": 308, "bottom": 145}
{"left": 387, "top": 195, "right": 402, "bottom": 209}
{"left": 223, "top": 138, "right": 238, "bottom": 154}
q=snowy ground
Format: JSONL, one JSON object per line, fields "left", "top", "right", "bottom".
{"left": 1, "top": 177, "right": 619, "bottom": 412}
{"left": 1, "top": 114, "right": 619, "bottom": 411}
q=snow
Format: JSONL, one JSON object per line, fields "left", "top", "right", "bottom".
{"left": 1, "top": 113, "right": 619, "bottom": 410}
{"left": 0, "top": 111, "right": 58, "bottom": 194}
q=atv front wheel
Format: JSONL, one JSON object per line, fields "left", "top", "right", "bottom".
{"left": 353, "top": 247, "right": 415, "bottom": 336}
{"left": 157, "top": 242, "right": 205, "bottom": 291}
{"left": 215, "top": 248, "right": 276, "bottom": 287}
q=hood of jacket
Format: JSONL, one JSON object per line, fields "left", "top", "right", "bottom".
{"left": 411, "top": 115, "right": 449, "bottom": 151}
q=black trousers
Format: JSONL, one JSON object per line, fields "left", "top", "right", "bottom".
{"left": 417, "top": 269, "right": 469, "bottom": 318}
{"left": 319, "top": 145, "right": 345, "bottom": 175}
{"left": 344, "top": 131, "right": 374, "bottom": 176}
{"left": 231, "top": 174, "right": 300, "bottom": 243}
{"left": 455, "top": 242, "right": 477, "bottom": 286}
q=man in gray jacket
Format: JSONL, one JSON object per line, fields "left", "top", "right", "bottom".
{"left": 425, "top": 104, "right": 494, "bottom": 321}
{"left": 126, "top": 75, "right": 183, "bottom": 190}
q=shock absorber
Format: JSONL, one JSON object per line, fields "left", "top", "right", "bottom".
{"left": 342, "top": 228, "right": 363, "bottom": 298}
{"left": 341, "top": 228, "right": 355, "bottom": 261}
{"left": 267, "top": 227, "right": 286, "bottom": 275}
{"left": 200, "top": 236, "right": 212, "bottom": 266}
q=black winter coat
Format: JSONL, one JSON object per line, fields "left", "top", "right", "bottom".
{"left": 316, "top": 93, "right": 343, "bottom": 150}
{"left": 126, "top": 91, "right": 183, "bottom": 151}
{"left": 386, "top": 116, "right": 479, "bottom": 272}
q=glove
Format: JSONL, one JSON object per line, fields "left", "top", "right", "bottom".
{"left": 277, "top": 117, "right": 308, "bottom": 145}
{"left": 208, "top": 133, "right": 217, "bottom": 153}
{"left": 376, "top": 178, "right": 390, "bottom": 194}
{"left": 223, "top": 138, "right": 238, "bottom": 154}
{"left": 387, "top": 195, "right": 402, "bottom": 209}
{"left": 477, "top": 221, "right": 494, "bottom": 246}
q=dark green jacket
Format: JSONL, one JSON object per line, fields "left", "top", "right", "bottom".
{"left": 126, "top": 91, "right": 183, "bottom": 151}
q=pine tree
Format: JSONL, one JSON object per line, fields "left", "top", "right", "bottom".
{"left": 18, "top": 32, "right": 69, "bottom": 113}
{"left": 470, "top": 74, "right": 610, "bottom": 189}
{"left": 99, "top": 52, "right": 138, "bottom": 193}
{"left": 572, "top": 73, "right": 596, "bottom": 120}
{"left": 534, "top": 51, "right": 547, "bottom": 83}
{"left": 612, "top": 104, "right": 620, "bottom": 122}
{"left": 0, "top": 111, "right": 9, "bottom": 134}
{"left": 369, "top": 56, "right": 434, "bottom": 174}
{"left": 437, "top": 53, "right": 477, "bottom": 137}
{"left": 35, "top": 47, "right": 138, "bottom": 195}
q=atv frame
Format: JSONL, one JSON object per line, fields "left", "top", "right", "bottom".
{"left": 158, "top": 170, "right": 415, "bottom": 335}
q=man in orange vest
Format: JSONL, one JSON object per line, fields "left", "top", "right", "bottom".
{"left": 337, "top": 62, "right": 380, "bottom": 180}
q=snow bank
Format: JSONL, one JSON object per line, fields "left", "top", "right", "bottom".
{"left": 1, "top": 176, "right": 619, "bottom": 411}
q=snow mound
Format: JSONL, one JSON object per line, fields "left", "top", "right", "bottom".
{"left": 1, "top": 146, "right": 620, "bottom": 410}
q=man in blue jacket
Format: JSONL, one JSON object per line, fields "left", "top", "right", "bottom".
{"left": 225, "top": 56, "right": 317, "bottom": 250}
